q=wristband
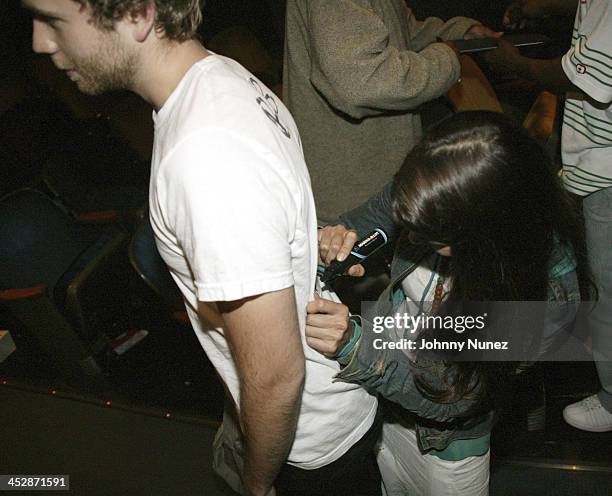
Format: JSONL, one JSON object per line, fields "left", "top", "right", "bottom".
{"left": 335, "top": 316, "right": 362, "bottom": 360}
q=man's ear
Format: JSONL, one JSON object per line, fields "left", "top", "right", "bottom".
{"left": 127, "top": 2, "right": 156, "bottom": 43}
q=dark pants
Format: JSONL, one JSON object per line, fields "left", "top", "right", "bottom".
{"left": 275, "top": 412, "right": 382, "bottom": 496}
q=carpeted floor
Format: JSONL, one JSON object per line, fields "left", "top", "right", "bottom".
{"left": 2, "top": 384, "right": 611, "bottom": 496}
{"left": 0, "top": 387, "right": 236, "bottom": 496}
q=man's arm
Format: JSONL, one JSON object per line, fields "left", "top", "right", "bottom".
{"left": 482, "top": 39, "right": 578, "bottom": 95}
{"left": 303, "top": 0, "right": 499, "bottom": 120}
{"left": 404, "top": 10, "right": 482, "bottom": 52}
{"left": 304, "top": 0, "right": 462, "bottom": 119}
{"left": 216, "top": 287, "right": 305, "bottom": 496}
{"left": 519, "top": 56, "right": 577, "bottom": 94}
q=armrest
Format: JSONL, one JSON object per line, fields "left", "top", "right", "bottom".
{"left": 0, "top": 285, "right": 47, "bottom": 301}
{"left": 446, "top": 55, "right": 503, "bottom": 113}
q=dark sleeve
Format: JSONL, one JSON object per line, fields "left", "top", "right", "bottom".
{"left": 339, "top": 181, "right": 402, "bottom": 241}
{"left": 335, "top": 314, "right": 479, "bottom": 422}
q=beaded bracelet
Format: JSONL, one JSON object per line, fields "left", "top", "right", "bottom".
{"left": 335, "top": 316, "right": 362, "bottom": 360}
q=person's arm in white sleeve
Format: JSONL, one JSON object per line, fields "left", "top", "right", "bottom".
{"left": 560, "top": 4, "right": 612, "bottom": 104}
{"left": 306, "top": 0, "right": 462, "bottom": 119}
{"left": 217, "top": 288, "right": 305, "bottom": 496}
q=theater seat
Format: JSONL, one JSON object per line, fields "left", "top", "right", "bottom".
{"left": 522, "top": 90, "right": 559, "bottom": 160}
{"left": 129, "top": 216, "right": 225, "bottom": 329}
{"left": 0, "top": 188, "right": 131, "bottom": 390}
{"left": 129, "top": 215, "right": 190, "bottom": 328}
{"left": 129, "top": 216, "right": 184, "bottom": 314}
{"left": 446, "top": 54, "right": 558, "bottom": 150}
{"left": 446, "top": 54, "right": 504, "bottom": 113}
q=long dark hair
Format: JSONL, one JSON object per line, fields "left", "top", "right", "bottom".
{"left": 390, "top": 111, "right": 590, "bottom": 416}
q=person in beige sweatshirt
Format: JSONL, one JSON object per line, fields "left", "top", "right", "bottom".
{"left": 283, "top": 0, "right": 497, "bottom": 221}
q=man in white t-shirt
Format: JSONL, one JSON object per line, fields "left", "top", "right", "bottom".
{"left": 22, "top": 1, "right": 379, "bottom": 494}
{"left": 484, "top": 0, "right": 612, "bottom": 432}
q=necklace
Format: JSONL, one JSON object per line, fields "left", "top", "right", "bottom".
{"left": 430, "top": 266, "right": 447, "bottom": 315}
{"left": 418, "top": 255, "right": 447, "bottom": 315}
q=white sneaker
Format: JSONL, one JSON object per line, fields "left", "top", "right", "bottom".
{"left": 563, "top": 394, "right": 612, "bottom": 432}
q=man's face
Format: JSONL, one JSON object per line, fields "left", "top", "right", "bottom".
{"left": 22, "top": 0, "right": 137, "bottom": 95}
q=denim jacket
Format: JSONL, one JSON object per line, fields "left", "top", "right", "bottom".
{"left": 334, "top": 183, "right": 581, "bottom": 453}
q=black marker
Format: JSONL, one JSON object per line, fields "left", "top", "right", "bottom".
{"left": 320, "top": 228, "right": 388, "bottom": 283}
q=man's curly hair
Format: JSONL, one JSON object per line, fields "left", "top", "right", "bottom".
{"left": 74, "top": 0, "right": 203, "bottom": 41}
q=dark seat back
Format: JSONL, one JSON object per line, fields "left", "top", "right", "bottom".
{"left": 129, "top": 216, "right": 184, "bottom": 311}
{"left": 0, "top": 188, "right": 96, "bottom": 294}
{"left": 0, "top": 188, "right": 131, "bottom": 390}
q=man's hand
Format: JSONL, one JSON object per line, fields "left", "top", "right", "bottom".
{"left": 464, "top": 24, "right": 503, "bottom": 40}
{"left": 318, "top": 225, "right": 365, "bottom": 277}
{"left": 217, "top": 288, "right": 305, "bottom": 496}
{"left": 306, "top": 295, "right": 352, "bottom": 357}
{"left": 481, "top": 38, "right": 527, "bottom": 78}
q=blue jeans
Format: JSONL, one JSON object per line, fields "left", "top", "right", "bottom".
{"left": 584, "top": 186, "right": 612, "bottom": 412}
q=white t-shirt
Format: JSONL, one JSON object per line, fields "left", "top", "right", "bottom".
{"left": 561, "top": 0, "right": 612, "bottom": 196}
{"left": 398, "top": 255, "right": 451, "bottom": 359}
{"left": 149, "top": 54, "right": 377, "bottom": 469}
{"left": 401, "top": 255, "right": 450, "bottom": 309}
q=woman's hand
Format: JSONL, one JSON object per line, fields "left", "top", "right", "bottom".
{"left": 306, "top": 294, "right": 353, "bottom": 358}
{"left": 318, "top": 225, "right": 365, "bottom": 277}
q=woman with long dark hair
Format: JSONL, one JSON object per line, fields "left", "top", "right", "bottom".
{"left": 306, "top": 111, "right": 589, "bottom": 495}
